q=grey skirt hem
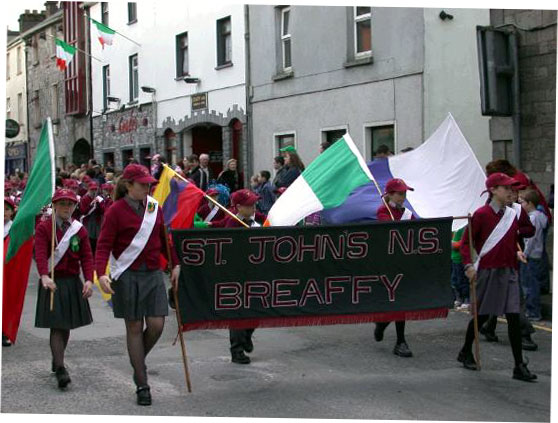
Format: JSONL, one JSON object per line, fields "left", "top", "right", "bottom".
{"left": 112, "top": 268, "right": 169, "bottom": 320}
{"left": 476, "top": 267, "right": 520, "bottom": 315}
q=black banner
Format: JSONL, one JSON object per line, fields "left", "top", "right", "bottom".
{"left": 172, "top": 218, "right": 454, "bottom": 331}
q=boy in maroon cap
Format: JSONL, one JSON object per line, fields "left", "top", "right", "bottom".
{"left": 34, "top": 189, "right": 94, "bottom": 389}
{"left": 223, "top": 189, "right": 266, "bottom": 364}
{"left": 374, "top": 178, "right": 416, "bottom": 358}
{"left": 458, "top": 173, "right": 536, "bottom": 382}
{"left": 96, "top": 164, "right": 180, "bottom": 405}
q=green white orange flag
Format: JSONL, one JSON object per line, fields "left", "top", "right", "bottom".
{"left": 91, "top": 18, "right": 116, "bottom": 49}
{"left": 264, "top": 134, "right": 374, "bottom": 226}
{"left": 3, "top": 119, "right": 56, "bottom": 343}
{"left": 55, "top": 38, "right": 76, "bottom": 71}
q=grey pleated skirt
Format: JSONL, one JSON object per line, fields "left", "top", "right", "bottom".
{"left": 111, "top": 268, "right": 168, "bottom": 320}
{"left": 35, "top": 276, "right": 93, "bottom": 330}
{"left": 476, "top": 267, "right": 520, "bottom": 315}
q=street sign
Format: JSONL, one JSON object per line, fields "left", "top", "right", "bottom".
{"left": 191, "top": 93, "right": 208, "bottom": 111}
{"left": 6, "top": 119, "right": 20, "bottom": 139}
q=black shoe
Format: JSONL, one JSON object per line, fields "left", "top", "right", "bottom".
{"left": 522, "top": 336, "right": 538, "bottom": 351}
{"left": 479, "top": 326, "right": 499, "bottom": 342}
{"left": 2, "top": 334, "right": 11, "bottom": 347}
{"left": 513, "top": 363, "right": 537, "bottom": 382}
{"left": 231, "top": 351, "right": 251, "bottom": 364}
{"left": 374, "top": 323, "right": 385, "bottom": 342}
{"left": 136, "top": 385, "right": 152, "bottom": 406}
{"left": 243, "top": 337, "right": 254, "bottom": 353}
{"left": 55, "top": 366, "right": 71, "bottom": 389}
{"left": 457, "top": 350, "right": 478, "bottom": 371}
{"left": 393, "top": 342, "right": 413, "bottom": 357}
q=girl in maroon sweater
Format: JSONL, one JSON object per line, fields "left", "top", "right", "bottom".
{"left": 96, "top": 164, "right": 179, "bottom": 406}
{"left": 458, "top": 173, "right": 536, "bottom": 382}
{"left": 34, "top": 189, "right": 94, "bottom": 389}
{"left": 373, "top": 178, "right": 416, "bottom": 358}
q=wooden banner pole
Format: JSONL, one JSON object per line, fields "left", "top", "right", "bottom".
{"left": 467, "top": 214, "right": 481, "bottom": 370}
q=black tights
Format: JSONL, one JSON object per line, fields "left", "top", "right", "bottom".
{"left": 125, "top": 317, "right": 165, "bottom": 387}
{"left": 462, "top": 313, "right": 523, "bottom": 366}
{"left": 377, "top": 321, "right": 407, "bottom": 344}
{"left": 50, "top": 329, "right": 70, "bottom": 369}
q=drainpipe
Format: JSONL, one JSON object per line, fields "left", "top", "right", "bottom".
{"left": 84, "top": 5, "right": 94, "bottom": 163}
{"left": 510, "top": 31, "right": 521, "bottom": 168}
{"left": 244, "top": 4, "right": 253, "bottom": 188}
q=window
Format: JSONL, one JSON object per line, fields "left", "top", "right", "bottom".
{"left": 176, "top": 32, "right": 189, "bottom": 77}
{"left": 280, "top": 7, "right": 292, "bottom": 71}
{"left": 129, "top": 54, "right": 139, "bottom": 102}
{"left": 6, "top": 53, "right": 9, "bottom": 79}
{"left": 102, "top": 65, "right": 110, "bottom": 110}
{"left": 322, "top": 128, "right": 347, "bottom": 146}
{"left": 6, "top": 98, "right": 11, "bottom": 119}
{"left": 63, "top": 2, "right": 86, "bottom": 115}
{"left": 17, "top": 47, "right": 22, "bottom": 74}
{"left": 216, "top": 16, "right": 232, "bottom": 66}
{"left": 32, "top": 35, "right": 39, "bottom": 65}
{"left": 368, "top": 125, "right": 395, "bottom": 159}
{"left": 17, "top": 93, "right": 23, "bottom": 123}
{"left": 354, "top": 7, "right": 371, "bottom": 56}
{"left": 101, "top": 2, "right": 109, "bottom": 26}
{"left": 33, "top": 90, "right": 40, "bottom": 127}
{"left": 275, "top": 132, "right": 296, "bottom": 154}
{"left": 51, "top": 84, "right": 59, "bottom": 121}
{"left": 128, "top": 2, "right": 137, "bottom": 24}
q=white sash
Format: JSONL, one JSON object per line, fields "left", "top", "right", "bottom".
{"left": 204, "top": 206, "right": 219, "bottom": 223}
{"left": 109, "top": 196, "right": 159, "bottom": 280}
{"left": 511, "top": 203, "right": 522, "bottom": 220}
{"left": 53, "top": 220, "right": 83, "bottom": 268}
{"left": 80, "top": 196, "right": 104, "bottom": 222}
{"left": 474, "top": 206, "right": 516, "bottom": 271}
{"left": 4, "top": 221, "right": 13, "bottom": 239}
{"left": 401, "top": 208, "right": 413, "bottom": 221}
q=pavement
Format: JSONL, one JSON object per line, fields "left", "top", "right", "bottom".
{"left": 0, "top": 265, "right": 552, "bottom": 421}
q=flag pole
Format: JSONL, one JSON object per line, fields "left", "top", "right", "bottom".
{"left": 368, "top": 169, "right": 395, "bottom": 221}
{"left": 162, "top": 164, "right": 249, "bottom": 228}
{"left": 47, "top": 34, "right": 105, "bottom": 63}
{"left": 88, "top": 17, "right": 142, "bottom": 47}
{"left": 467, "top": 213, "right": 481, "bottom": 370}
{"left": 50, "top": 208, "right": 56, "bottom": 311}
{"left": 163, "top": 225, "right": 192, "bottom": 393}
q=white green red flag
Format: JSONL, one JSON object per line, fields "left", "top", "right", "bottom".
{"left": 3, "top": 119, "right": 56, "bottom": 343}
{"left": 55, "top": 38, "right": 76, "bottom": 71}
{"left": 264, "top": 133, "right": 374, "bottom": 226}
{"left": 91, "top": 18, "right": 116, "bottom": 49}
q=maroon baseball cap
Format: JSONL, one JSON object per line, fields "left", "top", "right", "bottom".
{"left": 206, "top": 188, "right": 219, "bottom": 196}
{"left": 52, "top": 189, "right": 79, "bottom": 204}
{"left": 482, "top": 172, "right": 520, "bottom": 195}
{"left": 231, "top": 189, "right": 259, "bottom": 206}
{"left": 88, "top": 181, "right": 99, "bottom": 190}
{"left": 384, "top": 178, "right": 414, "bottom": 195}
{"left": 4, "top": 197, "right": 16, "bottom": 210}
{"left": 101, "top": 183, "right": 114, "bottom": 192}
{"left": 122, "top": 164, "right": 157, "bottom": 184}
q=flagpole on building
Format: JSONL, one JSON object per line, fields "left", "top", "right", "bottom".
{"left": 88, "top": 17, "right": 142, "bottom": 47}
{"left": 163, "top": 225, "right": 193, "bottom": 393}
{"left": 467, "top": 214, "right": 482, "bottom": 370}
{"left": 162, "top": 164, "right": 250, "bottom": 228}
{"left": 47, "top": 34, "right": 105, "bottom": 63}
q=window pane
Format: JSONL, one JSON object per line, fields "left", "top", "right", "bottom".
{"left": 283, "top": 38, "right": 291, "bottom": 68}
{"left": 222, "top": 18, "right": 231, "bottom": 34}
{"left": 356, "top": 19, "right": 371, "bottom": 53}
{"left": 356, "top": 6, "right": 371, "bottom": 17}
{"left": 282, "top": 9, "right": 290, "bottom": 35}
{"left": 182, "top": 48, "right": 189, "bottom": 74}
{"left": 326, "top": 129, "right": 346, "bottom": 145}
{"left": 128, "top": 3, "right": 137, "bottom": 22}
{"left": 278, "top": 134, "right": 295, "bottom": 152}
{"left": 225, "top": 34, "right": 232, "bottom": 62}
{"left": 371, "top": 126, "right": 394, "bottom": 158}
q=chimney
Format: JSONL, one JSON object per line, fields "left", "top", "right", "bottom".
{"left": 44, "top": 1, "right": 59, "bottom": 17}
{"left": 19, "top": 9, "right": 46, "bottom": 33}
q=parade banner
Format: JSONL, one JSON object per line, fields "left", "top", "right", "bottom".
{"left": 172, "top": 218, "right": 454, "bottom": 331}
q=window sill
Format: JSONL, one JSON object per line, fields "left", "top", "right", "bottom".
{"left": 127, "top": 100, "right": 138, "bottom": 106}
{"left": 344, "top": 55, "right": 373, "bottom": 68}
{"left": 215, "top": 62, "right": 233, "bottom": 70}
{"left": 272, "top": 69, "right": 294, "bottom": 81}
{"left": 127, "top": 19, "right": 138, "bottom": 25}
{"left": 174, "top": 75, "right": 190, "bottom": 81}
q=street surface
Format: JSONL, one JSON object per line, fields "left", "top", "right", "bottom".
{"left": 1, "top": 264, "right": 551, "bottom": 421}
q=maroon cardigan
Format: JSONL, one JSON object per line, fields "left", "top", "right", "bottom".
{"left": 95, "top": 198, "right": 178, "bottom": 277}
{"left": 34, "top": 219, "right": 94, "bottom": 281}
{"left": 376, "top": 203, "right": 416, "bottom": 221}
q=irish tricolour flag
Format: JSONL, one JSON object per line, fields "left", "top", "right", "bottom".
{"left": 265, "top": 134, "right": 374, "bottom": 226}
{"left": 55, "top": 38, "right": 76, "bottom": 71}
{"left": 91, "top": 18, "right": 115, "bottom": 49}
{"left": 3, "top": 119, "right": 56, "bottom": 343}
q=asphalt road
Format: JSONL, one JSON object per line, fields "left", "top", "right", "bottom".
{"left": 1, "top": 265, "right": 551, "bottom": 421}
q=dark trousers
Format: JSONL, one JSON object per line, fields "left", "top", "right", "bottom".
{"left": 229, "top": 328, "right": 255, "bottom": 354}
{"left": 520, "top": 259, "right": 544, "bottom": 319}
{"left": 451, "top": 262, "right": 469, "bottom": 302}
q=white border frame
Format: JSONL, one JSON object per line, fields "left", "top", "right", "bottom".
{"left": 281, "top": 7, "right": 292, "bottom": 72}
{"left": 363, "top": 120, "right": 397, "bottom": 161}
{"left": 354, "top": 6, "right": 372, "bottom": 59}
{"left": 320, "top": 124, "right": 349, "bottom": 146}
{"left": 273, "top": 130, "right": 297, "bottom": 155}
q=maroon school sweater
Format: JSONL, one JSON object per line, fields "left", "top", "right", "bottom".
{"left": 376, "top": 203, "right": 416, "bottom": 221}
{"left": 34, "top": 219, "right": 94, "bottom": 281}
{"left": 222, "top": 212, "right": 267, "bottom": 228}
{"left": 460, "top": 204, "right": 534, "bottom": 270}
{"left": 95, "top": 198, "right": 178, "bottom": 277}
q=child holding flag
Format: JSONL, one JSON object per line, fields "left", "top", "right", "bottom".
{"left": 373, "top": 178, "right": 416, "bottom": 358}
{"left": 34, "top": 189, "right": 94, "bottom": 389}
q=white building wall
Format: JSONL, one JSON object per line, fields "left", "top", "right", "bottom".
{"left": 6, "top": 38, "right": 28, "bottom": 143}
{"left": 423, "top": 8, "right": 492, "bottom": 167}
